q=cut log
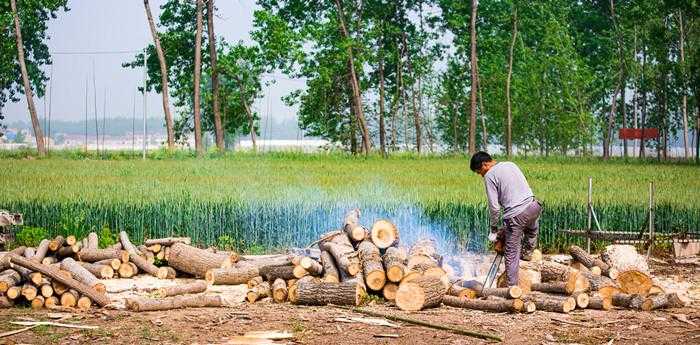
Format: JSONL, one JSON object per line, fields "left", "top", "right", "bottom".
{"left": 447, "top": 283, "right": 477, "bottom": 299}
{"left": 31, "top": 295, "right": 45, "bottom": 309}
{"left": 118, "top": 263, "right": 134, "bottom": 278}
{"left": 343, "top": 208, "right": 367, "bottom": 242}
{"left": 382, "top": 247, "right": 407, "bottom": 283}
{"left": 611, "top": 293, "right": 634, "bottom": 307}
{"left": 32, "top": 239, "right": 50, "bottom": 262}
{"left": 48, "top": 236, "right": 65, "bottom": 251}
{"left": 78, "top": 248, "right": 129, "bottom": 263}
{"left": 21, "top": 283, "right": 38, "bottom": 300}
{"left": 141, "top": 249, "right": 155, "bottom": 264}
{"left": 60, "top": 289, "right": 78, "bottom": 307}
{"left": 479, "top": 286, "right": 523, "bottom": 299}
{"left": 616, "top": 270, "right": 653, "bottom": 295}
{"left": 639, "top": 293, "right": 684, "bottom": 311}
{"left": 168, "top": 243, "right": 238, "bottom": 278}
{"left": 259, "top": 264, "right": 296, "bottom": 281}
{"left": 587, "top": 296, "right": 612, "bottom": 310}
{"left": 597, "top": 286, "right": 621, "bottom": 299}
{"left": 0, "top": 296, "right": 13, "bottom": 308}
{"left": 65, "top": 235, "right": 77, "bottom": 246}
{"left": 383, "top": 282, "right": 399, "bottom": 301}
{"left": 272, "top": 278, "right": 288, "bottom": 303}
{"left": 580, "top": 270, "right": 618, "bottom": 291}
{"left": 77, "top": 296, "right": 92, "bottom": 310}
{"left": 119, "top": 231, "right": 142, "bottom": 256}
{"left": 44, "top": 296, "right": 58, "bottom": 308}
{"left": 129, "top": 252, "right": 168, "bottom": 279}
{"left": 128, "top": 262, "right": 138, "bottom": 275}
{"left": 300, "top": 257, "right": 323, "bottom": 276}
{"left": 77, "top": 262, "right": 114, "bottom": 279}
{"left": 147, "top": 244, "right": 162, "bottom": 253}
{"left": 247, "top": 281, "right": 271, "bottom": 303}
{"left": 40, "top": 283, "right": 53, "bottom": 298}
{"left": 6, "top": 286, "right": 21, "bottom": 299}
{"left": 407, "top": 239, "right": 442, "bottom": 269}
{"left": 161, "top": 267, "right": 177, "bottom": 279}
{"left": 371, "top": 219, "right": 399, "bottom": 249}
{"left": 51, "top": 270, "right": 71, "bottom": 295}
{"left": 357, "top": 240, "right": 386, "bottom": 291}
{"left": 292, "top": 265, "right": 308, "bottom": 279}
{"left": 319, "top": 233, "right": 360, "bottom": 277}
{"left": 144, "top": 237, "right": 192, "bottom": 246}
{"left": 154, "top": 280, "right": 208, "bottom": 298}
{"left": 531, "top": 281, "right": 574, "bottom": 295}
{"left": 61, "top": 258, "right": 106, "bottom": 294}
{"left": 572, "top": 292, "right": 589, "bottom": 308}
{"left": 629, "top": 294, "right": 646, "bottom": 309}
{"left": 28, "top": 272, "right": 43, "bottom": 285}
{"left": 496, "top": 268, "right": 534, "bottom": 294}
{"left": 0, "top": 269, "right": 22, "bottom": 293}
{"left": 395, "top": 276, "right": 444, "bottom": 311}
{"left": 320, "top": 250, "right": 340, "bottom": 283}
{"left": 522, "top": 293, "right": 576, "bottom": 313}
{"left": 292, "top": 276, "right": 364, "bottom": 306}
{"left": 125, "top": 294, "right": 233, "bottom": 311}
{"left": 0, "top": 246, "right": 27, "bottom": 271}
{"left": 569, "top": 245, "right": 618, "bottom": 279}
{"left": 163, "top": 246, "right": 170, "bottom": 261}
{"left": 41, "top": 257, "right": 57, "bottom": 265}
{"left": 95, "top": 258, "right": 122, "bottom": 270}
{"left": 443, "top": 295, "right": 524, "bottom": 313}
{"left": 205, "top": 262, "right": 260, "bottom": 285}
{"left": 57, "top": 243, "right": 81, "bottom": 257}
{"left": 571, "top": 261, "right": 600, "bottom": 275}
{"left": 247, "top": 276, "right": 263, "bottom": 288}
{"left": 87, "top": 232, "right": 99, "bottom": 250}
{"left": 155, "top": 250, "right": 165, "bottom": 261}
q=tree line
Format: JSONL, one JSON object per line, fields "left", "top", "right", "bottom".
{"left": 2, "top": 0, "right": 699, "bottom": 160}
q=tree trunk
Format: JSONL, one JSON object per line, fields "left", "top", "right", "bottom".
{"left": 370, "top": 219, "right": 399, "bottom": 249}
{"left": 143, "top": 0, "right": 175, "bottom": 151}
{"left": 621, "top": 76, "right": 628, "bottom": 158}
{"left": 616, "top": 270, "right": 653, "bottom": 295}
{"left": 382, "top": 246, "right": 407, "bottom": 283}
{"left": 378, "top": 52, "right": 387, "bottom": 157}
{"left": 334, "top": 0, "right": 371, "bottom": 155}
{"left": 468, "top": 0, "right": 478, "bottom": 155}
{"left": 588, "top": 295, "right": 612, "bottom": 310}
{"left": 443, "top": 295, "right": 523, "bottom": 313}
{"left": 678, "top": 10, "right": 689, "bottom": 159}
{"left": 531, "top": 282, "right": 573, "bottom": 295}
{"left": 78, "top": 248, "right": 129, "bottom": 263}
{"left": 207, "top": 0, "right": 224, "bottom": 151}
{"left": 291, "top": 276, "right": 363, "bottom": 306}
{"left": 478, "top": 286, "right": 523, "bottom": 299}
{"left": 522, "top": 293, "right": 576, "bottom": 313}
{"left": 126, "top": 294, "right": 234, "bottom": 312}
{"left": 402, "top": 34, "right": 421, "bottom": 153}
{"left": 396, "top": 276, "right": 444, "bottom": 311}
{"left": 272, "top": 278, "right": 288, "bottom": 303}
{"left": 169, "top": 243, "right": 238, "bottom": 278}
{"left": 319, "top": 233, "right": 360, "bottom": 277}
{"left": 357, "top": 240, "right": 385, "bottom": 291}
{"left": 192, "top": 0, "right": 204, "bottom": 155}
{"left": 60, "top": 258, "right": 106, "bottom": 294}
{"left": 235, "top": 76, "right": 258, "bottom": 152}
{"left": 0, "top": 247, "right": 27, "bottom": 272}
{"left": 640, "top": 48, "right": 647, "bottom": 158}
{"left": 320, "top": 251, "right": 340, "bottom": 283}
{"left": 259, "top": 264, "right": 295, "bottom": 281}
{"left": 32, "top": 239, "right": 50, "bottom": 263}
{"left": 10, "top": 0, "right": 46, "bottom": 155}
{"left": 447, "top": 283, "right": 477, "bottom": 299}
{"left": 8, "top": 254, "right": 110, "bottom": 306}
{"left": 476, "top": 57, "right": 487, "bottom": 150}
{"left": 604, "top": 86, "right": 619, "bottom": 159}
{"left": 205, "top": 262, "right": 259, "bottom": 285}
{"left": 505, "top": 7, "right": 517, "bottom": 157}
{"left": 568, "top": 245, "right": 618, "bottom": 279}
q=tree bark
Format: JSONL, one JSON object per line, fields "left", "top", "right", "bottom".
{"left": 478, "top": 286, "right": 523, "bottom": 299}
{"left": 678, "top": 10, "right": 690, "bottom": 159}
{"left": 205, "top": 262, "right": 259, "bottom": 285}
{"left": 378, "top": 51, "right": 387, "bottom": 157}
{"left": 291, "top": 276, "right": 363, "bottom": 306}
{"left": 77, "top": 248, "right": 129, "bottom": 263}
{"left": 77, "top": 262, "right": 114, "bottom": 279}
{"left": 144, "top": 237, "right": 191, "bottom": 246}
{"left": 193, "top": 0, "right": 204, "bottom": 155}
{"left": 8, "top": 254, "right": 110, "bottom": 306}
{"left": 343, "top": 208, "right": 366, "bottom": 242}
{"left": 357, "top": 240, "right": 385, "bottom": 291}
{"left": 235, "top": 75, "right": 258, "bottom": 152}
{"left": 396, "top": 276, "right": 443, "bottom": 311}
{"left": 60, "top": 258, "right": 106, "bottom": 294}
{"left": 640, "top": 48, "right": 647, "bottom": 158}
{"left": 382, "top": 246, "right": 407, "bottom": 283}
{"left": 10, "top": 0, "right": 46, "bottom": 155}
{"left": 259, "top": 264, "right": 295, "bottom": 282}
{"left": 0, "top": 247, "right": 27, "bottom": 272}
{"left": 568, "top": 245, "right": 618, "bottom": 279}
{"left": 32, "top": 240, "right": 50, "bottom": 263}
{"left": 206, "top": 0, "right": 224, "bottom": 151}
{"left": 531, "top": 281, "right": 573, "bottom": 295}
{"left": 319, "top": 233, "right": 360, "bottom": 277}
{"left": 169, "top": 243, "right": 238, "bottom": 277}
{"left": 0, "top": 269, "right": 22, "bottom": 293}
{"left": 370, "top": 219, "right": 399, "bottom": 249}
{"left": 505, "top": 7, "right": 517, "bottom": 157}
{"left": 143, "top": 0, "right": 175, "bottom": 151}
{"left": 402, "top": 33, "right": 421, "bottom": 153}
{"left": 126, "top": 294, "right": 234, "bottom": 312}
{"left": 300, "top": 257, "right": 323, "bottom": 276}
{"left": 443, "top": 295, "right": 523, "bottom": 313}
{"left": 522, "top": 293, "right": 575, "bottom": 313}
{"left": 468, "top": 0, "right": 478, "bottom": 155}
{"left": 320, "top": 250, "right": 340, "bottom": 283}
{"left": 587, "top": 295, "right": 612, "bottom": 310}
{"left": 246, "top": 281, "right": 271, "bottom": 303}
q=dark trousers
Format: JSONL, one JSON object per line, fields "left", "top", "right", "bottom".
{"left": 503, "top": 199, "right": 542, "bottom": 286}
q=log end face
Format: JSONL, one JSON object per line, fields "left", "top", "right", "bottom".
{"left": 366, "top": 271, "right": 386, "bottom": 291}
{"left": 396, "top": 282, "right": 424, "bottom": 311}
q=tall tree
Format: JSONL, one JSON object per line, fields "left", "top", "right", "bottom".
{"left": 10, "top": 0, "right": 45, "bottom": 155}
{"left": 678, "top": 9, "right": 689, "bottom": 160}
{"left": 505, "top": 5, "right": 517, "bottom": 157}
{"left": 143, "top": 0, "right": 175, "bottom": 151}
{"left": 193, "top": 0, "right": 204, "bottom": 155}
{"left": 206, "top": 0, "right": 224, "bottom": 152}
{"left": 468, "top": 0, "right": 478, "bottom": 155}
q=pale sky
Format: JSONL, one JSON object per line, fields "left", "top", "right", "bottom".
{"left": 3, "top": 0, "right": 302, "bottom": 124}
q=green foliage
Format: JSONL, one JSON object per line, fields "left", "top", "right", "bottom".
{"left": 58, "top": 211, "right": 87, "bottom": 238}
{"left": 216, "top": 235, "right": 235, "bottom": 251}
{"left": 15, "top": 226, "right": 48, "bottom": 247}
{"left": 98, "top": 225, "right": 118, "bottom": 249}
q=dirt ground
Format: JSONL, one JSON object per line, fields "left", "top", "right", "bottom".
{"left": 1, "top": 260, "right": 698, "bottom": 345}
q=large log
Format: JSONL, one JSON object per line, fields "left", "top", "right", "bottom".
{"left": 32, "top": 239, "right": 50, "bottom": 263}
{"left": 383, "top": 282, "right": 399, "bottom": 301}
{"left": 569, "top": 245, "right": 618, "bottom": 279}
{"left": 154, "top": 280, "right": 208, "bottom": 298}
{"left": 78, "top": 248, "right": 129, "bottom": 263}
{"left": 587, "top": 295, "right": 612, "bottom": 310}
{"left": 447, "top": 283, "right": 477, "bottom": 299}
{"left": 95, "top": 258, "right": 122, "bottom": 270}
{"left": 247, "top": 276, "right": 263, "bottom": 288}
{"left": 86, "top": 232, "right": 99, "bottom": 250}
{"left": 119, "top": 231, "right": 142, "bottom": 256}
{"left": 77, "top": 262, "right": 114, "bottom": 279}
{"left": 6, "top": 286, "right": 21, "bottom": 299}
{"left": 31, "top": 296, "right": 45, "bottom": 309}
{"left": 572, "top": 292, "right": 589, "bottom": 308}
{"left": 246, "top": 281, "right": 271, "bottom": 303}
{"left": 0, "top": 247, "right": 27, "bottom": 271}
{"left": 300, "top": 257, "right": 323, "bottom": 276}
{"left": 118, "top": 262, "right": 135, "bottom": 278}
{"left": 616, "top": 270, "right": 653, "bottom": 295}
{"left": 320, "top": 250, "right": 340, "bottom": 283}
{"left": 7, "top": 254, "right": 110, "bottom": 306}
{"left": 634, "top": 293, "right": 684, "bottom": 311}
{"left": 272, "top": 278, "right": 288, "bottom": 303}
{"left": 205, "top": 262, "right": 259, "bottom": 285}
{"left": 522, "top": 293, "right": 576, "bottom": 313}
{"left": 169, "top": 243, "right": 238, "bottom": 278}
{"left": 126, "top": 294, "right": 235, "bottom": 311}
{"left": 395, "top": 276, "right": 444, "bottom": 311}
{"left": 144, "top": 237, "right": 191, "bottom": 246}
{"left": 496, "top": 268, "right": 534, "bottom": 294}
{"left": 39, "top": 282, "right": 53, "bottom": 298}
{"left": 48, "top": 236, "right": 65, "bottom": 252}
{"left": 319, "top": 233, "right": 360, "bottom": 277}
{"left": 21, "top": 283, "right": 38, "bottom": 300}
{"left": 0, "top": 269, "right": 22, "bottom": 293}
{"left": 371, "top": 219, "right": 399, "bottom": 249}
{"left": 443, "top": 295, "right": 524, "bottom": 313}
{"left": 259, "top": 264, "right": 296, "bottom": 281}
{"left": 407, "top": 239, "right": 442, "bottom": 268}
{"left": 291, "top": 276, "right": 364, "bottom": 306}
{"left": 382, "top": 246, "right": 407, "bottom": 283}
{"left": 357, "top": 240, "right": 386, "bottom": 291}
{"left": 292, "top": 265, "right": 308, "bottom": 279}
{"left": 479, "top": 286, "right": 523, "bottom": 299}
{"left": 57, "top": 243, "right": 81, "bottom": 257}
{"left": 44, "top": 296, "right": 59, "bottom": 308}
{"left": 343, "top": 208, "right": 368, "bottom": 242}
{"left": 60, "top": 258, "right": 106, "bottom": 293}
{"left": 531, "top": 281, "right": 574, "bottom": 295}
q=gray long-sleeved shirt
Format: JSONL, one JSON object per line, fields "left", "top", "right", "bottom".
{"left": 483, "top": 161, "right": 534, "bottom": 227}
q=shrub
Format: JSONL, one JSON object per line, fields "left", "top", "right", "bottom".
{"left": 15, "top": 226, "right": 49, "bottom": 247}
{"left": 98, "top": 225, "right": 118, "bottom": 248}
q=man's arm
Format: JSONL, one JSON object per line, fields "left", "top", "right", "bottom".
{"left": 485, "top": 176, "right": 501, "bottom": 230}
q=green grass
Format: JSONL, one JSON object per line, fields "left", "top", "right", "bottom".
{"left": 1, "top": 152, "right": 698, "bottom": 252}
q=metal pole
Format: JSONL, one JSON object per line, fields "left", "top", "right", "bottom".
{"left": 646, "top": 181, "right": 655, "bottom": 259}
{"left": 587, "top": 177, "right": 592, "bottom": 253}
{"left": 142, "top": 48, "right": 147, "bottom": 160}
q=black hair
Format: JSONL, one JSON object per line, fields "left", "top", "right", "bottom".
{"left": 470, "top": 151, "right": 493, "bottom": 172}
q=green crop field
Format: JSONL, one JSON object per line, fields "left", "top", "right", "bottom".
{"left": 1, "top": 152, "right": 699, "bottom": 254}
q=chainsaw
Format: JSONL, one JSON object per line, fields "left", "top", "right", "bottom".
{"left": 482, "top": 229, "right": 505, "bottom": 291}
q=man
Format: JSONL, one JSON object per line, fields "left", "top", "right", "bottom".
{"left": 470, "top": 151, "right": 542, "bottom": 286}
